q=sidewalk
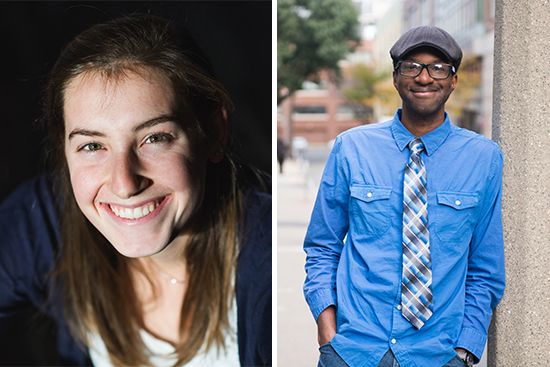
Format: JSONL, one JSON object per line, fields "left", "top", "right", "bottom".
{"left": 277, "top": 159, "right": 319, "bottom": 366}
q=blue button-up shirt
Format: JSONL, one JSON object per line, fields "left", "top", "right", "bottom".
{"left": 304, "top": 110, "right": 505, "bottom": 367}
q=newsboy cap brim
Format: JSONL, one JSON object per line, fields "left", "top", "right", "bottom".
{"left": 390, "top": 26, "right": 463, "bottom": 71}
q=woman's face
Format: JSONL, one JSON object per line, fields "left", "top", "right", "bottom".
{"left": 64, "top": 68, "right": 198, "bottom": 257}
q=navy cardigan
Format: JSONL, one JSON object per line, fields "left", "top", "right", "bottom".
{"left": 0, "top": 176, "right": 271, "bottom": 366}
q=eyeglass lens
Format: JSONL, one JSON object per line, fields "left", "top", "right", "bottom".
{"left": 399, "top": 62, "right": 452, "bottom": 79}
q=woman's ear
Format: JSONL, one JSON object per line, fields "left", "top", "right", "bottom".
{"left": 208, "top": 108, "right": 229, "bottom": 163}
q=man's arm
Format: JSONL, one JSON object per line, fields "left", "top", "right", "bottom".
{"left": 456, "top": 147, "right": 505, "bottom": 361}
{"left": 303, "top": 137, "right": 350, "bottom": 343}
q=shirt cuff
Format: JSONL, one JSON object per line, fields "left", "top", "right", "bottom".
{"left": 305, "top": 288, "right": 336, "bottom": 321}
{"left": 456, "top": 327, "right": 486, "bottom": 362}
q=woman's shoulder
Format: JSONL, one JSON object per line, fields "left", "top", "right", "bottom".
{"left": 236, "top": 186, "right": 272, "bottom": 366}
{"left": 240, "top": 185, "right": 271, "bottom": 253}
{"left": 236, "top": 172, "right": 271, "bottom": 283}
{"left": 0, "top": 175, "right": 68, "bottom": 360}
{"left": 0, "top": 175, "right": 60, "bottom": 286}
{"left": 236, "top": 183, "right": 271, "bottom": 292}
{"left": 237, "top": 164, "right": 271, "bottom": 246}
{"left": 243, "top": 187, "right": 271, "bottom": 223}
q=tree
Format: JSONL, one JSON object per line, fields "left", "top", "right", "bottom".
{"left": 277, "top": 0, "right": 359, "bottom": 104}
{"left": 342, "top": 64, "right": 397, "bottom": 122}
{"left": 446, "top": 55, "right": 482, "bottom": 130}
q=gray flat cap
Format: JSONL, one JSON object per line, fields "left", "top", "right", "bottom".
{"left": 390, "top": 26, "right": 463, "bottom": 70}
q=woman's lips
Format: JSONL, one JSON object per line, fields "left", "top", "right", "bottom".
{"left": 101, "top": 195, "right": 171, "bottom": 224}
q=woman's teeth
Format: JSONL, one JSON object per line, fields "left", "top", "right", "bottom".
{"left": 109, "top": 200, "right": 160, "bottom": 219}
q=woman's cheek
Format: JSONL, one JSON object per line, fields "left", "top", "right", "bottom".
{"left": 142, "top": 149, "right": 189, "bottom": 178}
{"left": 68, "top": 163, "right": 105, "bottom": 209}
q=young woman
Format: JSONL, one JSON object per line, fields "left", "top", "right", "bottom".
{"left": 0, "top": 14, "right": 271, "bottom": 366}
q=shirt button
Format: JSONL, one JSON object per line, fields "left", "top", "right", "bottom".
{"left": 391, "top": 338, "right": 396, "bottom": 344}
{"left": 367, "top": 192, "right": 373, "bottom": 198}
{"left": 455, "top": 200, "right": 462, "bottom": 206}
{"left": 396, "top": 305, "right": 402, "bottom": 310}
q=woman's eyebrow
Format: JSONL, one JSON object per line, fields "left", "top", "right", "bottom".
{"left": 133, "top": 114, "right": 177, "bottom": 132}
{"left": 67, "top": 129, "right": 105, "bottom": 140}
{"left": 67, "top": 114, "right": 177, "bottom": 140}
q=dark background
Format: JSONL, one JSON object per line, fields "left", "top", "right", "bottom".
{"left": 0, "top": 1, "right": 272, "bottom": 203}
{"left": 0, "top": 1, "right": 271, "bottom": 363}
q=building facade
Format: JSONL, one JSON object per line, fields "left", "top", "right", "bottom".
{"left": 278, "top": 72, "right": 363, "bottom": 145}
{"left": 402, "top": 0, "right": 496, "bottom": 136}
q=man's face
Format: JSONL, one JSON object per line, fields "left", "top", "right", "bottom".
{"left": 393, "top": 49, "right": 457, "bottom": 118}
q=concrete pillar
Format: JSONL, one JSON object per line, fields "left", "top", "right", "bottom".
{"left": 489, "top": 1, "right": 550, "bottom": 366}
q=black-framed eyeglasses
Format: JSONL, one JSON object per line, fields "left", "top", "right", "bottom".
{"left": 395, "top": 60, "right": 456, "bottom": 80}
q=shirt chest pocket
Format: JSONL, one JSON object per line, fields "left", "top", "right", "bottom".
{"left": 349, "top": 184, "right": 392, "bottom": 240}
{"left": 433, "top": 192, "right": 479, "bottom": 243}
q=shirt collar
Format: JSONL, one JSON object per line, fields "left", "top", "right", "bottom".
{"left": 390, "top": 109, "right": 452, "bottom": 156}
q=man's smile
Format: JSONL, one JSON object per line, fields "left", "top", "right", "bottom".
{"left": 410, "top": 88, "right": 439, "bottom": 98}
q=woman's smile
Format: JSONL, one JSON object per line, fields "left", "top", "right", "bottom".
{"left": 101, "top": 194, "right": 171, "bottom": 224}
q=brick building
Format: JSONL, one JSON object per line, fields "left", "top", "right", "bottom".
{"left": 278, "top": 73, "right": 364, "bottom": 145}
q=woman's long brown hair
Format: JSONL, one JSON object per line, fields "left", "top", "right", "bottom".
{"left": 45, "top": 15, "right": 241, "bottom": 366}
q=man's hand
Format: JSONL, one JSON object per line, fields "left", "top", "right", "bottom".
{"left": 317, "top": 306, "right": 337, "bottom": 346}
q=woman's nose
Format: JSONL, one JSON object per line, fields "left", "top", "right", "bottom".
{"left": 109, "top": 151, "right": 150, "bottom": 199}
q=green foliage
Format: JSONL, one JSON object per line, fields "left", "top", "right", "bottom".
{"left": 446, "top": 56, "right": 482, "bottom": 123}
{"left": 343, "top": 64, "right": 386, "bottom": 102}
{"left": 343, "top": 64, "right": 399, "bottom": 121}
{"left": 277, "top": 0, "right": 359, "bottom": 103}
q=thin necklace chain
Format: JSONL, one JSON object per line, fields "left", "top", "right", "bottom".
{"left": 149, "top": 259, "right": 185, "bottom": 285}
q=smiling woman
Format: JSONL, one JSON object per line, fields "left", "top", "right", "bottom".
{"left": 63, "top": 69, "right": 196, "bottom": 259}
{"left": 0, "top": 13, "right": 271, "bottom": 367}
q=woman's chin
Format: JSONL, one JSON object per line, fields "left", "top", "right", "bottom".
{"left": 109, "top": 239, "right": 168, "bottom": 258}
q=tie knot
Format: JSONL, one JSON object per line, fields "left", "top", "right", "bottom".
{"left": 408, "top": 138, "right": 425, "bottom": 155}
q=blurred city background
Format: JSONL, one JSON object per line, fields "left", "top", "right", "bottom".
{"left": 277, "top": 0, "right": 495, "bottom": 366}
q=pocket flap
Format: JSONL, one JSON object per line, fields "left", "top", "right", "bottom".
{"left": 437, "top": 192, "right": 479, "bottom": 210}
{"left": 350, "top": 185, "right": 392, "bottom": 203}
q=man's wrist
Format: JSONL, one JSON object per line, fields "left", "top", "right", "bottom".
{"left": 317, "top": 306, "right": 337, "bottom": 346}
{"left": 455, "top": 348, "right": 475, "bottom": 367}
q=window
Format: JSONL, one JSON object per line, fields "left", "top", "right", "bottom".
{"left": 293, "top": 106, "right": 327, "bottom": 114}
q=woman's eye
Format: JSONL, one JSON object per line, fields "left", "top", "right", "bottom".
{"left": 144, "top": 133, "right": 174, "bottom": 144}
{"left": 79, "top": 142, "right": 103, "bottom": 152}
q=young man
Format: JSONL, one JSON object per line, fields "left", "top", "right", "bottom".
{"left": 303, "top": 26, "right": 505, "bottom": 367}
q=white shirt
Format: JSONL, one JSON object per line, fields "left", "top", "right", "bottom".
{"left": 88, "top": 300, "right": 239, "bottom": 367}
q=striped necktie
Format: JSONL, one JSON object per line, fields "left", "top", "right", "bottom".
{"left": 401, "top": 137, "right": 433, "bottom": 329}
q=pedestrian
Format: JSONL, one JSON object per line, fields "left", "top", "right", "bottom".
{"left": 304, "top": 26, "right": 504, "bottom": 367}
{"left": 0, "top": 14, "right": 271, "bottom": 366}
{"left": 277, "top": 138, "right": 287, "bottom": 173}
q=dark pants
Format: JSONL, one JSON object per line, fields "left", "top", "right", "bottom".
{"left": 317, "top": 344, "right": 467, "bottom": 367}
